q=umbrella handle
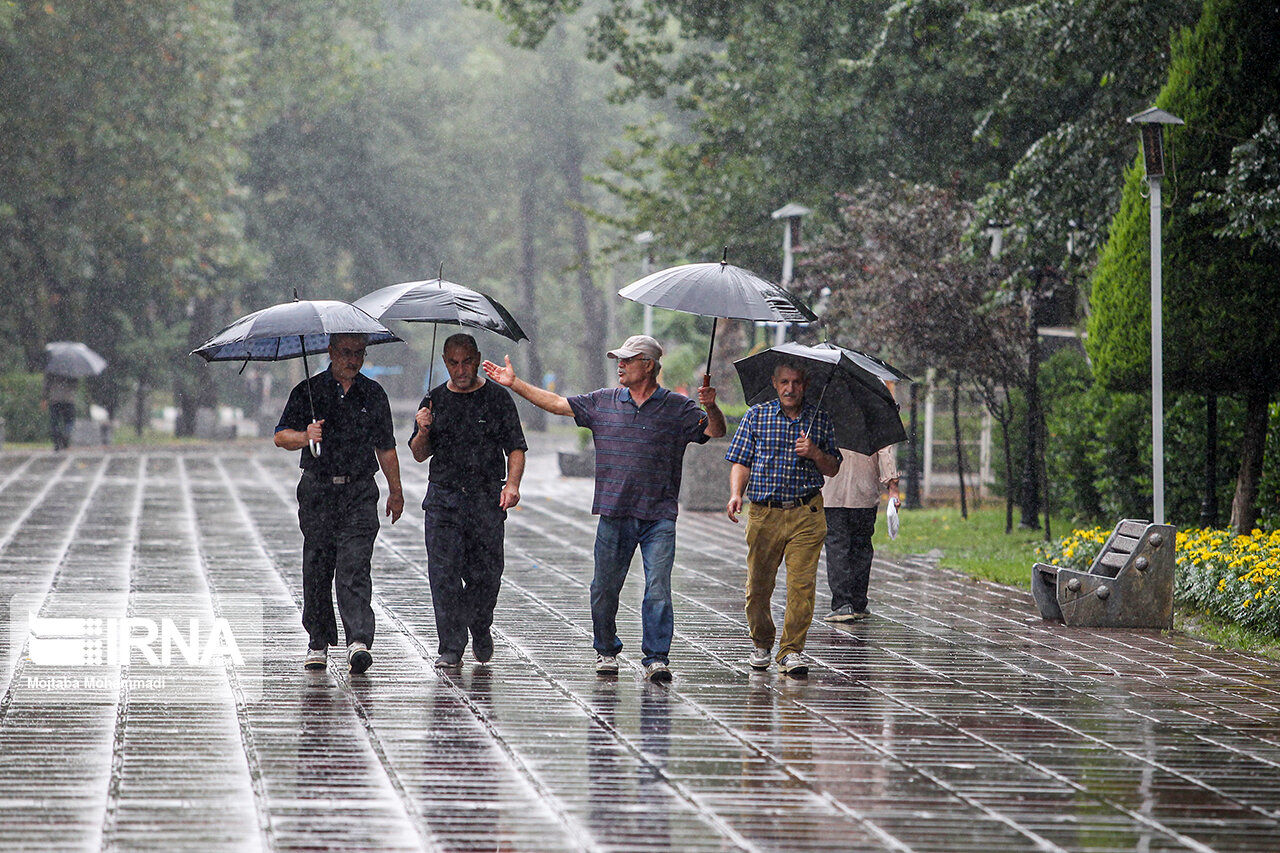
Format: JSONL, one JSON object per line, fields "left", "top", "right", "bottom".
{"left": 310, "top": 419, "right": 321, "bottom": 458}
{"left": 703, "top": 317, "right": 718, "bottom": 387}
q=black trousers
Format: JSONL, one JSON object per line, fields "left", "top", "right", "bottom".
{"left": 824, "top": 506, "right": 878, "bottom": 612}
{"left": 423, "top": 483, "right": 507, "bottom": 656}
{"left": 297, "top": 473, "right": 379, "bottom": 649}
{"left": 49, "top": 402, "right": 75, "bottom": 450}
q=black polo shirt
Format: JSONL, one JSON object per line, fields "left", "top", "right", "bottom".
{"left": 276, "top": 368, "right": 395, "bottom": 478}
{"left": 409, "top": 379, "right": 526, "bottom": 492}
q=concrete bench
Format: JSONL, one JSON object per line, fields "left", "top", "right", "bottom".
{"left": 1032, "top": 519, "right": 1174, "bottom": 629}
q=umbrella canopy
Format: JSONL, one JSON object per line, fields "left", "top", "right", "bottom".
{"left": 810, "top": 342, "right": 913, "bottom": 384}
{"left": 733, "top": 342, "right": 907, "bottom": 455}
{"left": 353, "top": 278, "right": 528, "bottom": 342}
{"left": 192, "top": 298, "right": 401, "bottom": 459}
{"left": 618, "top": 260, "right": 817, "bottom": 324}
{"left": 618, "top": 254, "right": 817, "bottom": 385}
{"left": 44, "top": 342, "right": 107, "bottom": 378}
{"left": 191, "top": 299, "right": 400, "bottom": 363}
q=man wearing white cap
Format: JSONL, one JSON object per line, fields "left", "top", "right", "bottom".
{"left": 484, "top": 334, "right": 725, "bottom": 682}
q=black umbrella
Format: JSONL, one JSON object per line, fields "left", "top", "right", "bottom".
{"left": 354, "top": 269, "right": 528, "bottom": 390}
{"left": 825, "top": 343, "right": 913, "bottom": 385}
{"left": 733, "top": 341, "right": 907, "bottom": 455}
{"left": 44, "top": 342, "right": 107, "bottom": 378}
{"left": 192, "top": 296, "right": 401, "bottom": 456}
{"left": 618, "top": 248, "right": 817, "bottom": 385}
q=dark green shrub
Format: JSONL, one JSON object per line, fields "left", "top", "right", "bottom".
{"left": 0, "top": 372, "right": 49, "bottom": 442}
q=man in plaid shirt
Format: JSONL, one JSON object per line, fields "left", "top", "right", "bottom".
{"left": 725, "top": 361, "right": 840, "bottom": 676}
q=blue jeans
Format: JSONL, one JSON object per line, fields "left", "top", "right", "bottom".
{"left": 591, "top": 516, "right": 676, "bottom": 666}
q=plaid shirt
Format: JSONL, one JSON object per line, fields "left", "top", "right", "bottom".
{"left": 724, "top": 399, "right": 839, "bottom": 502}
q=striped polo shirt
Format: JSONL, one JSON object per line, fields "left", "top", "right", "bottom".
{"left": 568, "top": 386, "right": 710, "bottom": 521}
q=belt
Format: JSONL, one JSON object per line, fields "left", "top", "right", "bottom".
{"left": 754, "top": 490, "right": 821, "bottom": 509}
{"left": 305, "top": 471, "right": 366, "bottom": 485}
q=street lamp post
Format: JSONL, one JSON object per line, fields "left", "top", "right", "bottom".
{"left": 1127, "top": 107, "right": 1184, "bottom": 526}
{"left": 770, "top": 203, "right": 811, "bottom": 346}
{"left": 634, "top": 231, "right": 655, "bottom": 337}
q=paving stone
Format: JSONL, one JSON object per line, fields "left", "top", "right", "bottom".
{"left": 2, "top": 442, "right": 1280, "bottom": 850}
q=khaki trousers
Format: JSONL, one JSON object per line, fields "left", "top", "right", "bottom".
{"left": 744, "top": 497, "right": 827, "bottom": 659}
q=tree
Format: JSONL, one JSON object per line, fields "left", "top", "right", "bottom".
{"left": 1087, "top": 0, "right": 1280, "bottom": 532}
{"left": 0, "top": 0, "right": 257, "bottom": 426}
{"left": 798, "top": 180, "right": 1026, "bottom": 525}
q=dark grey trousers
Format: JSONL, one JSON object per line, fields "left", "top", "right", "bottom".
{"left": 297, "top": 474, "right": 379, "bottom": 649}
{"left": 423, "top": 483, "right": 507, "bottom": 657}
{"left": 824, "top": 506, "right": 878, "bottom": 612}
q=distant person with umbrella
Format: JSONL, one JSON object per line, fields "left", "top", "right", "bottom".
{"left": 42, "top": 342, "right": 108, "bottom": 450}
{"left": 42, "top": 373, "right": 78, "bottom": 450}
{"left": 483, "top": 334, "right": 726, "bottom": 683}
{"left": 408, "top": 333, "right": 527, "bottom": 669}
{"left": 274, "top": 333, "right": 405, "bottom": 674}
{"left": 724, "top": 361, "right": 841, "bottom": 676}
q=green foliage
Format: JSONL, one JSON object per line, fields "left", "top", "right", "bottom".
{"left": 0, "top": 373, "right": 48, "bottom": 443}
{"left": 1089, "top": 0, "right": 1280, "bottom": 397}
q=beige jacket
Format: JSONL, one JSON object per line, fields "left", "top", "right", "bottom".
{"left": 821, "top": 446, "right": 899, "bottom": 509}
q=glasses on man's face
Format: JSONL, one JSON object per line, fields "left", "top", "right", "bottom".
{"left": 617, "top": 355, "right": 649, "bottom": 366}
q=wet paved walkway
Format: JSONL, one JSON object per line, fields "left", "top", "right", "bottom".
{"left": 2, "top": 441, "right": 1280, "bottom": 852}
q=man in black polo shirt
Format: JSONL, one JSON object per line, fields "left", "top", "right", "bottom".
{"left": 274, "top": 333, "right": 404, "bottom": 674}
{"left": 409, "top": 333, "right": 526, "bottom": 668}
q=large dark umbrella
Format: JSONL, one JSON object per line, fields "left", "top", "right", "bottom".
{"left": 44, "top": 342, "right": 107, "bottom": 378}
{"left": 192, "top": 296, "right": 400, "bottom": 456}
{"left": 354, "top": 270, "right": 528, "bottom": 391}
{"left": 733, "top": 342, "right": 907, "bottom": 455}
{"left": 819, "top": 342, "right": 913, "bottom": 385}
{"left": 618, "top": 249, "right": 817, "bottom": 386}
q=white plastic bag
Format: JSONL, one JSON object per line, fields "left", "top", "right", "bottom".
{"left": 886, "top": 498, "right": 900, "bottom": 540}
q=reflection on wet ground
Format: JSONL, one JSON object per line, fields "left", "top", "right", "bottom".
{"left": 1, "top": 445, "right": 1279, "bottom": 850}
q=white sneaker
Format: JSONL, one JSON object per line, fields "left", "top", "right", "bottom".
{"left": 347, "top": 642, "right": 372, "bottom": 674}
{"left": 303, "top": 646, "right": 327, "bottom": 671}
{"left": 778, "top": 652, "right": 810, "bottom": 676}
{"left": 595, "top": 653, "right": 619, "bottom": 674}
{"left": 748, "top": 646, "right": 772, "bottom": 670}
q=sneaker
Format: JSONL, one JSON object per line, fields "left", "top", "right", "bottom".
{"left": 595, "top": 653, "right": 619, "bottom": 675}
{"left": 850, "top": 609, "right": 870, "bottom": 621}
{"left": 434, "top": 651, "right": 462, "bottom": 669}
{"left": 778, "top": 652, "right": 810, "bottom": 676}
{"left": 748, "top": 646, "right": 772, "bottom": 670}
{"left": 303, "top": 646, "right": 327, "bottom": 671}
{"left": 643, "top": 661, "right": 673, "bottom": 683}
{"left": 347, "top": 642, "right": 372, "bottom": 674}
{"left": 471, "top": 628, "right": 494, "bottom": 663}
{"left": 824, "top": 604, "right": 858, "bottom": 622}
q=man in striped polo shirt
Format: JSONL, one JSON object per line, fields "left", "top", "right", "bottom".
{"left": 483, "top": 334, "right": 725, "bottom": 682}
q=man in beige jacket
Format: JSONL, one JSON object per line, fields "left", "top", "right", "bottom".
{"left": 821, "top": 445, "right": 899, "bottom": 621}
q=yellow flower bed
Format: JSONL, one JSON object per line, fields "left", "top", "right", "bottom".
{"left": 1039, "top": 526, "right": 1280, "bottom": 635}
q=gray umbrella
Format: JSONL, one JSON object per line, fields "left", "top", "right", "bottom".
{"left": 192, "top": 297, "right": 401, "bottom": 456}
{"left": 618, "top": 250, "right": 817, "bottom": 385}
{"left": 733, "top": 341, "right": 907, "bottom": 455}
{"left": 354, "top": 272, "right": 528, "bottom": 391}
{"left": 44, "top": 342, "right": 107, "bottom": 378}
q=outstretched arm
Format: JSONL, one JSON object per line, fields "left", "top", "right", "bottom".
{"left": 482, "top": 355, "right": 573, "bottom": 417}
